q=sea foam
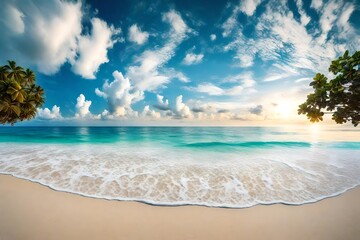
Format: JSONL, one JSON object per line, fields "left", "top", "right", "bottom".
{"left": 1, "top": 140, "right": 360, "bottom": 208}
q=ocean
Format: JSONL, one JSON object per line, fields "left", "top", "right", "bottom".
{"left": 0, "top": 126, "right": 359, "bottom": 208}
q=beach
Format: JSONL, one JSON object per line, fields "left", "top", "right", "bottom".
{"left": 1, "top": 174, "right": 360, "bottom": 240}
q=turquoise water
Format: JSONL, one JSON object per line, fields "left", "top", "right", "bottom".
{"left": 0, "top": 126, "right": 359, "bottom": 148}
{"left": 0, "top": 126, "right": 359, "bottom": 208}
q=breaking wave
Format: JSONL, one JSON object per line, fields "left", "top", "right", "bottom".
{"left": 1, "top": 140, "right": 360, "bottom": 208}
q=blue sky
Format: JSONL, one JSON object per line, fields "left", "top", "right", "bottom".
{"left": 1, "top": 0, "right": 359, "bottom": 125}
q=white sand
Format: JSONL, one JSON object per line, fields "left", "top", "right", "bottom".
{"left": 0, "top": 174, "right": 359, "bottom": 240}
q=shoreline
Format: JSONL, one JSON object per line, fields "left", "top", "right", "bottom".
{"left": 1, "top": 174, "right": 360, "bottom": 239}
{"left": 1, "top": 172, "right": 360, "bottom": 209}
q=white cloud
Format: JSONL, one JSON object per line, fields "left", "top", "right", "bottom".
{"left": 263, "top": 73, "right": 292, "bottom": 82}
{"left": 295, "top": 77, "right": 312, "bottom": 83}
{"left": 295, "top": 0, "right": 310, "bottom": 26}
{"left": 191, "top": 78, "right": 255, "bottom": 96}
{"left": 0, "top": 0, "right": 83, "bottom": 74}
{"left": 37, "top": 105, "right": 62, "bottom": 120}
{"left": 272, "top": 63, "right": 299, "bottom": 75}
{"left": 128, "top": 24, "right": 149, "bottom": 45}
{"left": 224, "top": 0, "right": 358, "bottom": 76}
{"left": 0, "top": 0, "right": 120, "bottom": 79}
{"left": 224, "top": 30, "right": 284, "bottom": 67}
{"left": 163, "top": 10, "right": 189, "bottom": 34}
{"left": 126, "top": 10, "right": 191, "bottom": 92}
{"left": 189, "top": 70, "right": 257, "bottom": 97}
{"left": 193, "top": 83, "right": 225, "bottom": 96}
{"left": 142, "top": 105, "right": 161, "bottom": 119}
{"left": 95, "top": 71, "right": 144, "bottom": 117}
{"left": 190, "top": 102, "right": 217, "bottom": 114}
{"left": 310, "top": 0, "right": 323, "bottom": 11}
{"left": 338, "top": 3, "right": 355, "bottom": 28}
{"left": 72, "top": 18, "right": 120, "bottom": 79}
{"left": 157, "top": 94, "right": 169, "bottom": 106}
{"left": 222, "top": 6, "right": 240, "bottom": 37}
{"left": 239, "top": 0, "right": 262, "bottom": 16}
{"left": 337, "top": 2, "right": 356, "bottom": 39}
{"left": 1, "top": 4, "right": 24, "bottom": 34}
{"left": 318, "top": 0, "right": 341, "bottom": 42}
{"left": 162, "top": 68, "right": 190, "bottom": 83}
{"left": 224, "top": 86, "right": 245, "bottom": 96}
{"left": 185, "top": 99, "right": 262, "bottom": 121}
{"left": 154, "top": 94, "right": 170, "bottom": 111}
{"left": 224, "top": 72, "right": 256, "bottom": 87}
{"left": 175, "top": 95, "right": 192, "bottom": 119}
{"left": 75, "top": 94, "right": 93, "bottom": 119}
{"left": 210, "top": 34, "right": 216, "bottom": 41}
{"left": 237, "top": 54, "right": 254, "bottom": 68}
{"left": 179, "top": 86, "right": 311, "bottom": 123}
{"left": 182, "top": 52, "right": 204, "bottom": 65}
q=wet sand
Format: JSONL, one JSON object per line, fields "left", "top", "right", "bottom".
{"left": 0, "top": 174, "right": 359, "bottom": 240}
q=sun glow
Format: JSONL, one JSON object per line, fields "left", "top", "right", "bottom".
{"left": 308, "top": 123, "right": 321, "bottom": 143}
{"left": 276, "top": 102, "right": 296, "bottom": 119}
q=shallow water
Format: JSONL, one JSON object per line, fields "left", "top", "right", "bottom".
{"left": 0, "top": 126, "right": 359, "bottom": 208}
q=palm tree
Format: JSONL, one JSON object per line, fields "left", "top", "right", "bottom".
{"left": 0, "top": 66, "right": 7, "bottom": 80}
{"left": 0, "top": 61, "right": 44, "bottom": 125}
{"left": 23, "top": 69, "right": 35, "bottom": 85}
{"left": 4, "top": 61, "right": 25, "bottom": 81}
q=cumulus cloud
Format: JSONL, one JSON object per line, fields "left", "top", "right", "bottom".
{"left": 96, "top": 12, "right": 193, "bottom": 121}
{"left": 239, "top": 0, "right": 262, "bottom": 16}
{"left": 142, "top": 105, "right": 161, "bottom": 119}
{"left": 75, "top": 94, "right": 93, "bottom": 119}
{"left": 95, "top": 71, "right": 144, "bottom": 118}
{"left": 0, "top": 0, "right": 119, "bottom": 78}
{"left": 128, "top": 24, "right": 149, "bottom": 45}
{"left": 126, "top": 10, "right": 191, "bottom": 92}
{"left": 175, "top": 95, "right": 192, "bottom": 119}
{"left": 72, "top": 18, "right": 120, "bottom": 79}
{"left": 210, "top": 34, "right": 216, "bottom": 41}
{"left": 0, "top": 0, "right": 82, "bottom": 74}
{"left": 191, "top": 102, "right": 217, "bottom": 114}
{"left": 37, "top": 105, "right": 62, "bottom": 120}
{"left": 310, "top": 0, "right": 323, "bottom": 11}
{"left": 154, "top": 94, "right": 171, "bottom": 111}
{"left": 182, "top": 51, "right": 204, "bottom": 65}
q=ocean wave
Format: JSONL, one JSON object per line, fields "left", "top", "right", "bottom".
{"left": 1, "top": 143, "right": 360, "bottom": 208}
{"left": 182, "top": 141, "right": 312, "bottom": 148}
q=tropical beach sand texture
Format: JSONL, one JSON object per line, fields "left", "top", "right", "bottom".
{"left": 0, "top": 175, "right": 360, "bottom": 240}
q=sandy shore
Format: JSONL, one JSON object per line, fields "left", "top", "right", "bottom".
{"left": 0, "top": 175, "right": 359, "bottom": 240}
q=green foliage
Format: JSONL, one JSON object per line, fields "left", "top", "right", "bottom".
{"left": 298, "top": 50, "right": 360, "bottom": 126}
{"left": 0, "top": 61, "right": 45, "bottom": 125}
